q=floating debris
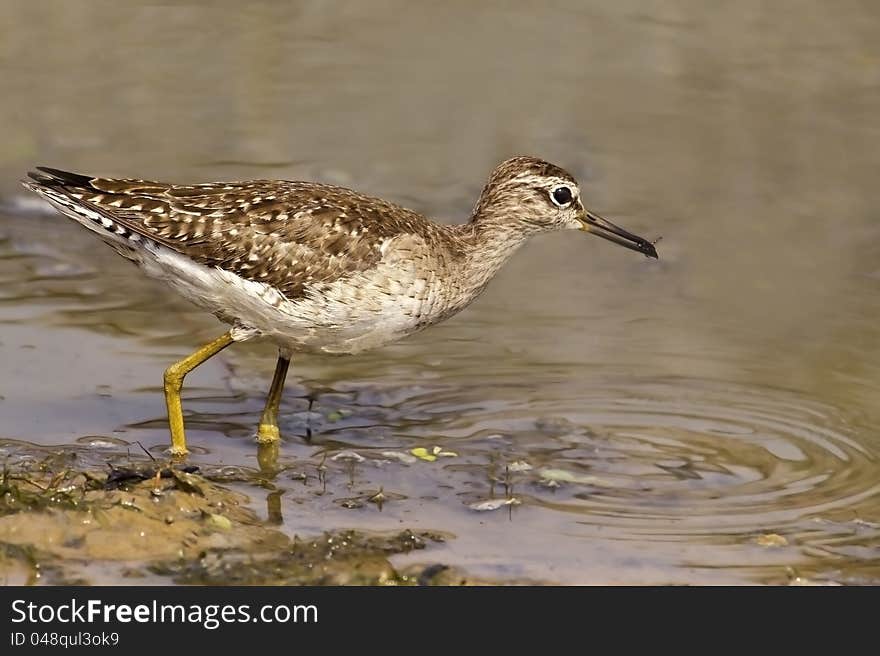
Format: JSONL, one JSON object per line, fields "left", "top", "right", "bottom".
{"left": 755, "top": 533, "right": 789, "bottom": 547}
{"left": 468, "top": 498, "right": 521, "bottom": 512}
{"left": 331, "top": 450, "right": 365, "bottom": 463}
{"left": 75, "top": 435, "right": 130, "bottom": 449}
{"left": 411, "top": 446, "right": 458, "bottom": 462}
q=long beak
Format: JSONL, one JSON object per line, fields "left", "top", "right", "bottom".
{"left": 579, "top": 210, "right": 659, "bottom": 259}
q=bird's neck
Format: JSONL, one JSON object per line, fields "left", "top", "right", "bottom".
{"left": 452, "top": 218, "right": 532, "bottom": 294}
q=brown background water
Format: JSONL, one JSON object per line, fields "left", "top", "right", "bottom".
{"left": 1, "top": 1, "right": 879, "bottom": 584}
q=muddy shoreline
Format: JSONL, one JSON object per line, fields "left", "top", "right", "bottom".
{"left": 0, "top": 442, "right": 518, "bottom": 586}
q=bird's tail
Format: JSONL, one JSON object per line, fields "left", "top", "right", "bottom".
{"left": 21, "top": 167, "right": 146, "bottom": 251}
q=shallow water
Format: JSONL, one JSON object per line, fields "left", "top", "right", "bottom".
{"left": 1, "top": 1, "right": 880, "bottom": 584}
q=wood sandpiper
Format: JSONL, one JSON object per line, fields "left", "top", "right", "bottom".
{"left": 22, "top": 157, "right": 658, "bottom": 456}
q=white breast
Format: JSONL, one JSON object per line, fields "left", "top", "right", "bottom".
{"left": 138, "top": 238, "right": 457, "bottom": 355}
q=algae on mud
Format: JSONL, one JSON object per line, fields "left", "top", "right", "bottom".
{"left": 0, "top": 448, "right": 488, "bottom": 586}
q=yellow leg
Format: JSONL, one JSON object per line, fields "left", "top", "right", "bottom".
{"left": 164, "top": 332, "right": 235, "bottom": 457}
{"left": 257, "top": 354, "right": 290, "bottom": 444}
{"left": 257, "top": 440, "right": 280, "bottom": 474}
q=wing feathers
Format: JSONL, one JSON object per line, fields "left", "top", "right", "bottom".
{"left": 23, "top": 167, "right": 434, "bottom": 299}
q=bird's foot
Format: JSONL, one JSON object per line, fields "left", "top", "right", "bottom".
{"left": 168, "top": 444, "right": 189, "bottom": 458}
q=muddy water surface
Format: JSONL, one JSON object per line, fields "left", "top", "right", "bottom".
{"left": 1, "top": 2, "right": 880, "bottom": 584}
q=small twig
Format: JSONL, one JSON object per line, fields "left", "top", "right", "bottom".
{"left": 12, "top": 476, "right": 48, "bottom": 491}
{"left": 135, "top": 441, "right": 156, "bottom": 462}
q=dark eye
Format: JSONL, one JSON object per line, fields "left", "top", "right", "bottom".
{"left": 551, "top": 186, "right": 573, "bottom": 206}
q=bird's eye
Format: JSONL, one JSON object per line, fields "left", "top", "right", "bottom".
{"left": 551, "top": 186, "right": 573, "bottom": 207}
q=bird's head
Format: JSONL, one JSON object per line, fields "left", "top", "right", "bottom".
{"left": 472, "top": 156, "right": 658, "bottom": 259}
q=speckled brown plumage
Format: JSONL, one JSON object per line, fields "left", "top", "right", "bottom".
{"left": 22, "top": 157, "right": 657, "bottom": 355}
{"left": 25, "top": 170, "right": 445, "bottom": 299}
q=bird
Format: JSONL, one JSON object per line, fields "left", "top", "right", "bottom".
{"left": 22, "top": 156, "right": 658, "bottom": 457}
